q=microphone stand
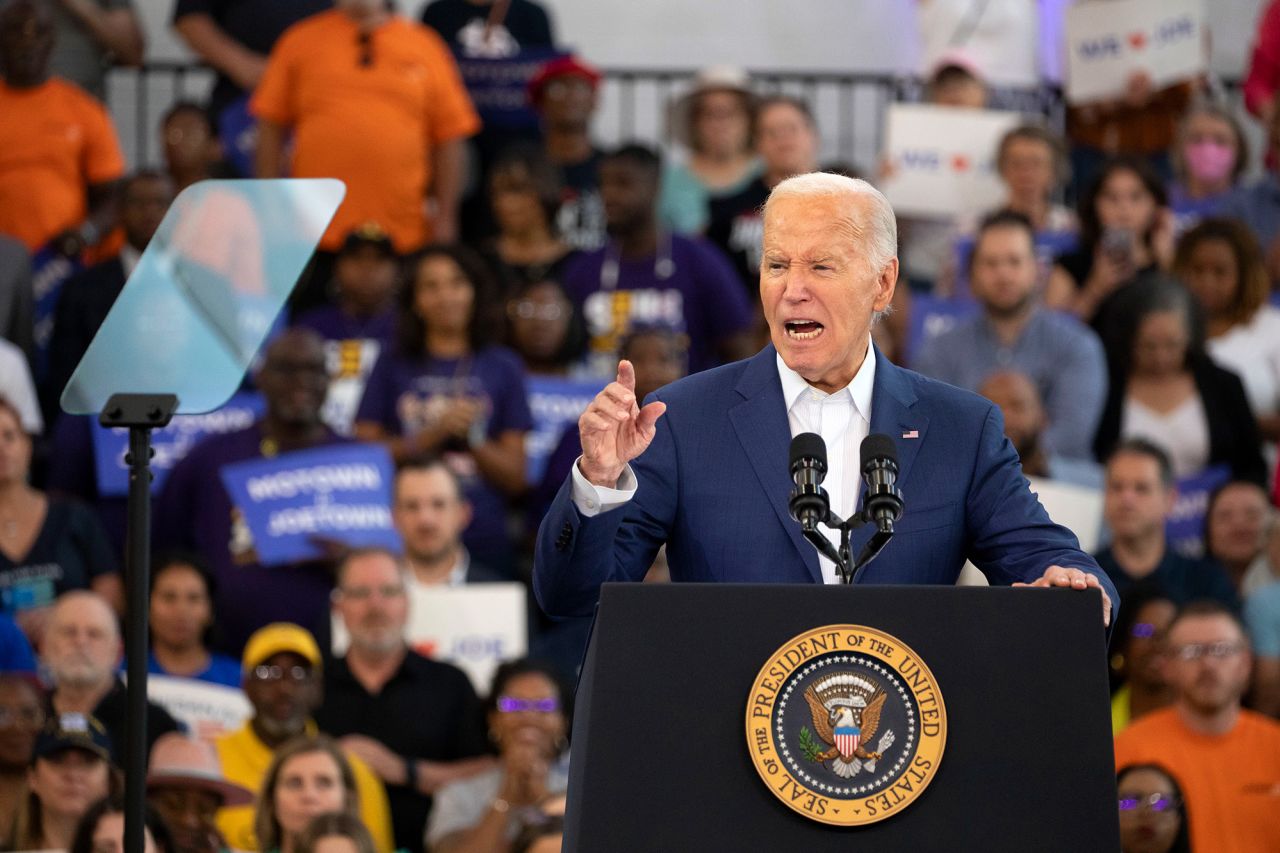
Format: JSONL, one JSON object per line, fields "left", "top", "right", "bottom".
{"left": 801, "top": 503, "right": 898, "bottom": 585}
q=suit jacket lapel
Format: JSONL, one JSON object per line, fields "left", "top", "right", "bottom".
{"left": 868, "top": 350, "right": 927, "bottom": 498}
{"left": 729, "top": 347, "right": 823, "bottom": 583}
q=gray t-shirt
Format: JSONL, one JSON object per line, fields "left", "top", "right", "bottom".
{"left": 47, "top": 0, "right": 135, "bottom": 100}
{"left": 424, "top": 756, "right": 570, "bottom": 848}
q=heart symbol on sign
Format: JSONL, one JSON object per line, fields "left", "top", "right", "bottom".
{"left": 1129, "top": 31, "right": 1147, "bottom": 50}
{"left": 951, "top": 154, "right": 970, "bottom": 172}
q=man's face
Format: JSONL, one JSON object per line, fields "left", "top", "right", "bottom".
{"left": 537, "top": 76, "right": 596, "bottom": 126}
{"left": 1207, "top": 483, "right": 1270, "bottom": 567}
{"left": 334, "top": 246, "right": 398, "bottom": 311}
{"left": 43, "top": 596, "right": 120, "bottom": 691}
{"left": 392, "top": 467, "right": 471, "bottom": 564}
{"left": 969, "top": 225, "right": 1038, "bottom": 318}
{"left": 756, "top": 103, "right": 818, "bottom": 178}
{"left": 979, "top": 372, "right": 1044, "bottom": 459}
{"left": 0, "top": 1, "right": 53, "bottom": 86}
{"left": 760, "top": 194, "right": 895, "bottom": 393}
{"left": 162, "top": 110, "right": 216, "bottom": 175}
{"left": 335, "top": 553, "right": 408, "bottom": 655}
{"left": 599, "top": 159, "right": 657, "bottom": 236}
{"left": 1103, "top": 452, "right": 1174, "bottom": 541}
{"left": 1162, "top": 614, "right": 1251, "bottom": 716}
{"left": 121, "top": 177, "right": 173, "bottom": 253}
{"left": 244, "top": 651, "right": 319, "bottom": 738}
{"left": 623, "top": 332, "right": 687, "bottom": 403}
{"left": 256, "top": 332, "right": 329, "bottom": 427}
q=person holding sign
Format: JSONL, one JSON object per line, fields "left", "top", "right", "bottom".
{"left": 156, "top": 329, "right": 348, "bottom": 655}
{"left": 356, "top": 245, "right": 532, "bottom": 576}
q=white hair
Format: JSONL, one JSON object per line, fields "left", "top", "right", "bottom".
{"left": 762, "top": 172, "right": 899, "bottom": 274}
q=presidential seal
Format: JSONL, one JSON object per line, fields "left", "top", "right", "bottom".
{"left": 745, "top": 625, "right": 946, "bottom": 827}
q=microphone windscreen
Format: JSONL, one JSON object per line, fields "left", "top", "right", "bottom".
{"left": 789, "top": 432, "right": 827, "bottom": 470}
{"left": 860, "top": 433, "right": 899, "bottom": 470}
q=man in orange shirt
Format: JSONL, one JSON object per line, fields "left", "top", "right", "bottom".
{"left": 252, "top": 0, "right": 480, "bottom": 316}
{"left": 0, "top": 0, "right": 124, "bottom": 259}
{"left": 1114, "top": 600, "right": 1280, "bottom": 853}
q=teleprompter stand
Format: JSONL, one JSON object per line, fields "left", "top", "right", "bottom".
{"left": 100, "top": 394, "right": 178, "bottom": 853}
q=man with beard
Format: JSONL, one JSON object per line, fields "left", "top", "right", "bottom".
{"left": 1114, "top": 600, "right": 1280, "bottom": 853}
{"left": 214, "top": 622, "right": 394, "bottom": 852}
{"left": 913, "top": 211, "right": 1107, "bottom": 461}
{"left": 40, "top": 591, "right": 180, "bottom": 762}
{"left": 156, "top": 329, "right": 345, "bottom": 654}
{"left": 979, "top": 370, "right": 1103, "bottom": 490}
{"left": 316, "top": 548, "right": 490, "bottom": 853}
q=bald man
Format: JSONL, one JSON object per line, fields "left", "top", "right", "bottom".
{"left": 978, "top": 370, "right": 1103, "bottom": 490}
{"left": 43, "top": 591, "right": 181, "bottom": 762}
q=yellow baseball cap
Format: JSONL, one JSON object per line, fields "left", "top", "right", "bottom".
{"left": 241, "top": 623, "right": 323, "bottom": 672}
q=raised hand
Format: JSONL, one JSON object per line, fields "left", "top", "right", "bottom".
{"left": 577, "top": 360, "right": 667, "bottom": 488}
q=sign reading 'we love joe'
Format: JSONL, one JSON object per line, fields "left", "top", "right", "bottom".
{"left": 1065, "top": 0, "right": 1205, "bottom": 104}
{"left": 880, "top": 104, "right": 1022, "bottom": 219}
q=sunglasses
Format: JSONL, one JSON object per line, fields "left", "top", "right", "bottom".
{"left": 497, "top": 697, "right": 560, "bottom": 714}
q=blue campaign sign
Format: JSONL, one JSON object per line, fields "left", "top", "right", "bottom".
{"left": 31, "top": 247, "right": 84, "bottom": 383}
{"left": 455, "top": 47, "right": 564, "bottom": 129}
{"left": 525, "top": 375, "right": 606, "bottom": 484}
{"left": 1166, "top": 464, "right": 1232, "bottom": 557}
{"left": 92, "top": 391, "right": 266, "bottom": 496}
{"left": 219, "top": 443, "right": 402, "bottom": 567}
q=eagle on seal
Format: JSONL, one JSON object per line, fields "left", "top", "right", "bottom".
{"left": 803, "top": 685, "right": 895, "bottom": 778}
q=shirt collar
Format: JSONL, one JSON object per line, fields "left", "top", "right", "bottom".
{"left": 447, "top": 548, "right": 470, "bottom": 587}
{"left": 775, "top": 340, "right": 876, "bottom": 423}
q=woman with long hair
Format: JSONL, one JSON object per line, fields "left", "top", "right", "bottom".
{"left": 67, "top": 794, "right": 174, "bottom": 853}
{"left": 254, "top": 735, "right": 359, "bottom": 853}
{"left": 355, "top": 245, "right": 532, "bottom": 573}
{"left": 1174, "top": 217, "right": 1280, "bottom": 443}
{"left": 148, "top": 552, "right": 241, "bottom": 687}
{"left": 293, "top": 811, "right": 377, "bottom": 853}
{"left": 1116, "top": 763, "right": 1192, "bottom": 853}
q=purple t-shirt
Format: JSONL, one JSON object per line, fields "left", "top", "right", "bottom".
{"left": 154, "top": 422, "right": 346, "bottom": 656}
{"left": 293, "top": 306, "right": 398, "bottom": 436}
{"left": 355, "top": 345, "right": 533, "bottom": 569}
{"left": 561, "top": 233, "right": 751, "bottom": 375}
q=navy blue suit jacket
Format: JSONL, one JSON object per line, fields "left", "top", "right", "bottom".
{"left": 534, "top": 345, "right": 1116, "bottom": 620}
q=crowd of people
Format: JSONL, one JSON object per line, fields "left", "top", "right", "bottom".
{"left": 3, "top": 0, "right": 1280, "bottom": 851}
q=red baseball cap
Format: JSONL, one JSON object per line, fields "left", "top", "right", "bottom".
{"left": 528, "top": 55, "right": 602, "bottom": 105}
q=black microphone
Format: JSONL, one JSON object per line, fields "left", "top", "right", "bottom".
{"left": 860, "top": 433, "right": 904, "bottom": 534}
{"left": 788, "top": 433, "right": 830, "bottom": 533}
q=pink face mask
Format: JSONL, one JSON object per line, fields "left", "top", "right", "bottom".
{"left": 1184, "top": 141, "right": 1236, "bottom": 184}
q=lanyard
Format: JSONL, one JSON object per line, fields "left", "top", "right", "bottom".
{"left": 599, "top": 232, "right": 676, "bottom": 292}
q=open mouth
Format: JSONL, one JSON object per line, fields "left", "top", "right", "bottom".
{"left": 784, "top": 320, "right": 824, "bottom": 340}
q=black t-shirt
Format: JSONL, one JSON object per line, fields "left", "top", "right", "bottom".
{"left": 0, "top": 499, "right": 117, "bottom": 616}
{"left": 315, "top": 652, "right": 488, "bottom": 853}
{"left": 172, "top": 0, "right": 332, "bottom": 119}
{"left": 705, "top": 177, "right": 770, "bottom": 298}
{"left": 1093, "top": 546, "right": 1239, "bottom": 610}
{"left": 555, "top": 149, "right": 606, "bottom": 251}
{"left": 420, "top": 0, "right": 553, "bottom": 55}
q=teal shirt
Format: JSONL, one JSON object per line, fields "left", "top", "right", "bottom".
{"left": 658, "top": 158, "right": 762, "bottom": 234}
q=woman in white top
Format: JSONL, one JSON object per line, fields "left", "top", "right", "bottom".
{"left": 1093, "top": 278, "right": 1266, "bottom": 485}
{"left": 1175, "top": 217, "right": 1280, "bottom": 444}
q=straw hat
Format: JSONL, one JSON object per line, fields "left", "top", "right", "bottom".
{"left": 146, "top": 733, "right": 255, "bottom": 807}
{"left": 668, "top": 65, "right": 756, "bottom": 149}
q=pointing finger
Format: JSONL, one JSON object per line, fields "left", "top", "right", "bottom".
{"left": 617, "top": 359, "right": 636, "bottom": 393}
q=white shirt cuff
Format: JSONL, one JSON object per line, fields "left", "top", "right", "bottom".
{"left": 569, "top": 457, "right": 638, "bottom": 517}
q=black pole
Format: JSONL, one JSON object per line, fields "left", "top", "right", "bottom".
{"left": 99, "top": 394, "right": 177, "bottom": 853}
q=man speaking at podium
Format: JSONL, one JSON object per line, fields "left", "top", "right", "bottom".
{"left": 534, "top": 173, "right": 1115, "bottom": 626}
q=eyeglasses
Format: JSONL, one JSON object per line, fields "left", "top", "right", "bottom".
{"left": 1130, "top": 622, "right": 1160, "bottom": 639}
{"left": 497, "top": 697, "right": 560, "bottom": 714}
{"left": 358, "top": 31, "right": 373, "bottom": 68}
{"left": 252, "top": 665, "right": 312, "bottom": 683}
{"left": 0, "top": 705, "right": 45, "bottom": 729}
{"left": 340, "top": 584, "right": 405, "bottom": 601}
{"left": 508, "top": 300, "right": 567, "bottom": 321}
{"left": 1169, "top": 642, "right": 1245, "bottom": 661}
{"left": 1118, "top": 793, "right": 1179, "bottom": 814}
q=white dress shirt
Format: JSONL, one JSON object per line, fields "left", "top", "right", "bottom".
{"left": 570, "top": 343, "right": 877, "bottom": 584}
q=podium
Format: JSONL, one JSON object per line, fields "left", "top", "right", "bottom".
{"left": 563, "top": 583, "right": 1120, "bottom": 852}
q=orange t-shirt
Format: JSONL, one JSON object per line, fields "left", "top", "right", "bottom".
{"left": 250, "top": 10, "right": 480, "bottom": 253}
{"left": 0, "top": 78, "right": 126, "bottom": 252}
{"left": 1114, "top": 707, "right": 1280, "bottom": 853}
